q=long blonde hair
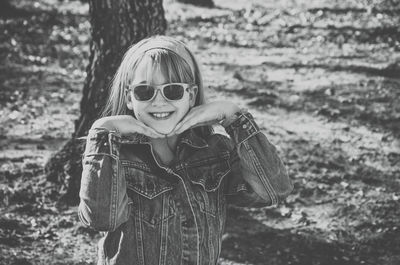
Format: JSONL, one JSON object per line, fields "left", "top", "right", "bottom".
{"left": 101, "top": 36, "right": 206, "bottom": 119}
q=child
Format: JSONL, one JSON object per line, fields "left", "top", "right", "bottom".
{"left": 78, "top": 35, "right": 293, "bottom": 265}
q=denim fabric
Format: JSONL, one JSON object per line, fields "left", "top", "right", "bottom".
{"left": 78, "top": 111, "right": 293, "bottom": 265}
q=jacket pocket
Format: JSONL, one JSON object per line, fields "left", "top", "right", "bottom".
{"left": 185, "top": 151, "right": 230, "bottom": 217}
{"left": 122, "top": 160, "right": 176, "bottom": 226}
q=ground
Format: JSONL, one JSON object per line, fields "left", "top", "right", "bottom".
{"left": 0, "top": 0, "right": 399, "bottom": 264}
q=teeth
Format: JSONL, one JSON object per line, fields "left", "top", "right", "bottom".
{"left": 151, "top": 112, "right": 172, "bottom": 118}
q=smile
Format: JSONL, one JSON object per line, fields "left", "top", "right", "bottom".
{"left": 149, "top": 111, "right": 174, "bottom": 119}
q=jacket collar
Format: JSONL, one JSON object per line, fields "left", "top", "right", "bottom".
{"left": 178, "top": 128, "right": 209, "bottom": 149}
{"left": 117, "top": 128, "right": 209, "bottom": 149}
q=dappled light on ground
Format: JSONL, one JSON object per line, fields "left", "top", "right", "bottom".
{"left": 0, "top": 0, "right": 399, "bottom": 264}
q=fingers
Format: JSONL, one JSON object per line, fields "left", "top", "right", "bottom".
{"left": 171, "top": 110, "right": 214, "bottom": 135}
{"left": 194, "top": 119, "right": 221, "bottom": 127}
{"left": 173, "top": 120, "right": 195, "bottom": 135}
{"left": 98, "top": 115, "right": 164, "bottom": 138}
{"left": 169, "top": 107, "right": 226, "bottom": 136}
{"left": 169, "top": 110, "right": 196, "bottom": 135}
{"left": 173, "top": 110, "right": 203, "bottom": 134}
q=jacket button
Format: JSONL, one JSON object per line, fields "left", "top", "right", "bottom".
{"left": 182, "top": 218, "right": 194, "bottom": 227}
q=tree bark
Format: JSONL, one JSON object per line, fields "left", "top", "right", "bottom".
{"left": 45, "top": 0, "right": 167, "bottom": 205}
{"left": 176, "top": 0, "right": 214, "bottom": 8}
{"left": 0, "top": 0, "right": 29, "bottom": 17}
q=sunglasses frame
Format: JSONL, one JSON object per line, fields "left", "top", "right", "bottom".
{"left": 126, "top": 82, "right": 196, "bottom": 102}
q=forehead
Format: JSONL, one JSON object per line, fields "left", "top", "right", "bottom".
{"left": 128, "top": 50, "right": 192, "bottom": 85}
{"left": 131, "top": 57, "right": 168, "bottom": 85}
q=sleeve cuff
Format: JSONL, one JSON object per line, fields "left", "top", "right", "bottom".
{"left": 224, "top": 110, "right": 260, "bottom": 144}
{"left": 84, "top": 127, "right": 121, "bottom": 157}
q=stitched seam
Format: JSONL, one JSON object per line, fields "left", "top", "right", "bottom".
{"left": 120, "top": 160, "right": 151, "bottom": 171}
{"left": 184, "top": 151, "right": 230, "bottom": 168}
{"left": 84, "top": 152, "right": 119, "bottom": 160}
{"left": 126, "top": 186, "right": 173, "bottom": 199}
{"left": 137, "top": 195, "right": 145, "bottom": 265}
{"left": 248, "top": 115, "right": 258, "bottom": 130}
{"left": 244, "top": 142, "right": 278, "bottom": 206}
{"left": 199, "top": 188, "right": 217, "bottom": 217}
{"left": 109, "top": 157, "right": 119, "bottom": 231}
{"left": 189, "top": 169, "right": 230, "bottom": 193}
{"left": 163, "top": 214, "right": 169, "bottom": 265}
{"left": 206, "top": 207, "right": 215, "bottom": 264}
{"left": 159, "top": 194, "right": 166, "bottom": 265}
{"left": 246, "top": 142, "right": 278, "bottom": 205}
{"left": 181, "top": 169, "right": 200, "bottom": 265}
{"left": 236, "top": 131, "right": 260, "bottom": 146}
{"left": 164, "top": 197, "right": 170, "bottom": 264}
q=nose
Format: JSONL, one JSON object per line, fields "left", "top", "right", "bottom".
{"left": 151, "top": 89, "right": 167, "bottom": 105}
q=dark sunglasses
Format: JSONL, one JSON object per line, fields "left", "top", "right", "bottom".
{"left": 127, "top": 83, "right": 195, "bottom": 102}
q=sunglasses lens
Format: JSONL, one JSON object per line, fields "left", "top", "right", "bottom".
{"left": 134, "top": 85, "right": 155, "bottom": 101}
{"left": 164, "top": 84, "right": 184, "bottom": 100}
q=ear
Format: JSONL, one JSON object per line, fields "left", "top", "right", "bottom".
{"left": 188, "top": 85, "right": 198, "bottom": 107}
{"left": 126, "top": 91, "right": 134, "bottom": 110}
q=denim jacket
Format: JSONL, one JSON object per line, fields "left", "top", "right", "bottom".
{"left": 78, "top": 111, "right": 293, "bottom": 265}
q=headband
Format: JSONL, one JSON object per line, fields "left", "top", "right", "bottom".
{"left": 134, "top": 39, "right": 196, "bottom": 80}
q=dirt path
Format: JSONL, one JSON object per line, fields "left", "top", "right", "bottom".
{"left": 1, "top": 0, "right": 399, "bottom": 264}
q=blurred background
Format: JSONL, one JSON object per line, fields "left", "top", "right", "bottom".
{"left": 0, "top": 0, "right": 399, "bottom": 264}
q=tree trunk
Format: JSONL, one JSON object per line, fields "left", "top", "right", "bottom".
{"left": 45, "top": 0, "right": 166, "bottom": 205}
{"left": 0, "top": 0, "right": 29, "bottom": 17}
{"left": 176, "top": 0, "right": 214, "bottom": 8}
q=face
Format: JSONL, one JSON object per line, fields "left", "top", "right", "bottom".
{"left": 126, "top": 60, "right": 197, "bottom": 135}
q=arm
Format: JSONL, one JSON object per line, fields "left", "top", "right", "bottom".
{"left": 222, "top": 110, "right": 293, "bottom": 207}
{"left": 78, "top": 127, "right": 131, "bottom": 231}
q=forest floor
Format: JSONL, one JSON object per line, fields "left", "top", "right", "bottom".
{"left": 1, "top": 0, "right": 400, "bottom": 264}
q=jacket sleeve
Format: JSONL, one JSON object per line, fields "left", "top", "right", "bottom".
{"left": 78, "top": 127, "right": 131, "bottom": 231}
{"left": 223, "top": 110, "right": 293, "bottom": 208}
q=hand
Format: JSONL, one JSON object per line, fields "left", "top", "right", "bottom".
{"left": 91, "top": 115, "right": 164, "bottom": 139}
{"left": 168, "top": 101, "right": 240, "bottom": 136}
